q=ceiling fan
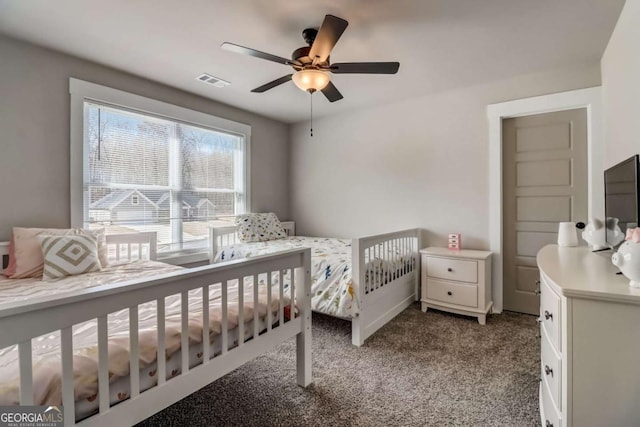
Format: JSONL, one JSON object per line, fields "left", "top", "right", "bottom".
{"left": 221, "top": 14, "right": 400, "bottom": 103}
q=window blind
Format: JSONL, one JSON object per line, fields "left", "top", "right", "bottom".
{"left": 83, "top": 102, "right": 246, "bottom": 254}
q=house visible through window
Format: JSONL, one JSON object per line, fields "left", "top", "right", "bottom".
{"left": 83, "top": 101, "right": 248, "bottom": 255}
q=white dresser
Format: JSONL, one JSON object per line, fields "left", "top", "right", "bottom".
{"left": 420, "top": 247, "right": 492, "bottom": 324}
{"left": 537, "top": 245, "right": 640, "bottom": 427}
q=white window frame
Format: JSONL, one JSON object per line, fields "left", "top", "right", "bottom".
{"left": 69, "top": 78, "right": 252, "bottom": 262}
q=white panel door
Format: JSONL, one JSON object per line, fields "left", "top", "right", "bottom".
{"left": 503, "top": 109, "right": 588, "bottom": 314}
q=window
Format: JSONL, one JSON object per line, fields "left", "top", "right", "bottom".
{"left": 70, "top": 79, "right": 251, "bottom": 258}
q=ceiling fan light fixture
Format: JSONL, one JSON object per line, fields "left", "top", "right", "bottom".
{"left": 292, "top": 69, "right": 330, "bottom": 93}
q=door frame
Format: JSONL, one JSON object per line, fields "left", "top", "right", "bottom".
{"left": 487, "top": 86, "right": 603, "bottom": 313}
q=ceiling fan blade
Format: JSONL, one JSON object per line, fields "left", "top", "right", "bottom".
{"left": 321, "top": 81, "right": 344, "bottom": 102}
{"left": 221, "top": 42, "right": 301, "bottom": 66}
{"left": 308, "top": 15, "right": 349, "bottom": 64}
{"left": 330, "top": 62, "right": 400, "bottom": 74}
{"left": 251, "top": 74, "right": 293, "bottom": 93}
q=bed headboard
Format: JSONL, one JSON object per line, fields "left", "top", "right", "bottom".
{"left": 106, "top": 232, "right": 157, "bottom": 262}
{"left": 208, "top": 221, "right": 295, "bottom": 263}
{"left": 0, "top": 232, "right": 157, "bottom": 276}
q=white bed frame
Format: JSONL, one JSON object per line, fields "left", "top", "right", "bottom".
{"left": 209, "top": 223, "right": 421, "bottom": 346}
{"left": 0, "top": 232, "right": 312, "bottom": 426}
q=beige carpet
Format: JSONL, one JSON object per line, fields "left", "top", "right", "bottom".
{"left": 138, "top": 304, "right": 539, "bottom": 426}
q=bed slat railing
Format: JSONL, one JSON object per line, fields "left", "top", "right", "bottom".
{"left": 295, "top": 262, "right": 312, "bottom": 385}
{"left": 221, "top": 283, "right": 228, "bottom": 354}
{"left": 180, "top": 291, "right": 189, "bottom": 375}
{"left": 0, "top": 248, "right": 311, "bottom": 427}
{"left": 279, "top": 274, "right": 285, "bottom": 328}
{"left": 129, "top": 306, "right": 140, "bottom": 398}
{"left": 290, "top": 269, "right": 295, "bottom": 325}
{"left": 351, "top": 228, "right": 421, "bottom": 346}
{"left": 157, "top": 299, "right": 166, "bottom": 385}
{"left": 18, "top": 341, "right": 33, "bottom": 405}
{"left": 238, "top": 278, "right": 244, "bottom": 347}
{"left": 61, "top": 327, "right": 75, "bottom": 423}
{"left": 97, "top": 315, "right": 109, "bottom": 412}
{"left": 354, "top": 229, "right": 420, "bottom": 293}
{"left": 253, "top": 274, "right": 259, "bottom": 340}
{"left": 267, "top": 273, "right": 273, "bottom": 332}
{"left": 106, "top": 232, "right": 157, "bottom": 262}
{"left": 202, "top": 286, "right": 210, "bottom": 362}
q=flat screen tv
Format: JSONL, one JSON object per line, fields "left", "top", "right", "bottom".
{"left": 605, "top": 154, "right": 640, "bottom": 248}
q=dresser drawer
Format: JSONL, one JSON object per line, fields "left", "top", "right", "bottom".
{"left": 426, "top": 257, "right": 478, "bottom": 283}
{"left": 541, "top": 377, "right": 562, "bottom": 427}
{"left": 426, "top": 279, "right": 478, "bottom": 308}
{"left": 541, "top": 325, "right": 562, "bottom": 411}
{"left": 540, "top": 273, "right": 562, "bottom": 353}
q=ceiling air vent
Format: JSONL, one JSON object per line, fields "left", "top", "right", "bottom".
{"left": 196, "top": 73, "right": 230, "bottom": 88}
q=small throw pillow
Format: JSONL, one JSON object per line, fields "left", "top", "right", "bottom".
{"left": 235, "top": 213, "right": 287, "bottom": 242}
{"left": 39, "top": 234, "right": 102, "bottom": 280}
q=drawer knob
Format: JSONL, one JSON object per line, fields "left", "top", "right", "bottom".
{"left": 546, "top": 421, "right": 553, "bottom": 427}
{"left": 447, "top": 268, "right": 453, "bottom": 272}
{"left": 447, "top": 291, "right": 453, "bottom": 296}
{"left": 544, "top": 310, "right": 553, "bottom": 321}
{"left": 544, "top": 365, "right": 553, "bottom": 376}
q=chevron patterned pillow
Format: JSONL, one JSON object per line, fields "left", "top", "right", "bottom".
{"left": 38, "top": 234, "right": 102, "bottom": 280}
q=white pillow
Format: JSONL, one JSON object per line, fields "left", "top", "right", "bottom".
{"left": 235, "top": 213, "right": 287, "bottom": 242}
{"left": 38, "top": 234, "right": 102, "bottom": 280}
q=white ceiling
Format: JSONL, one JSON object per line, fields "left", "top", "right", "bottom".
{"left": 0, "top": 0, "right": 625, "bottom": 123}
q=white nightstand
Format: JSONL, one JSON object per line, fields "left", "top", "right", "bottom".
{"left": 420, "top": 247, "right": 492, "bottom": 324}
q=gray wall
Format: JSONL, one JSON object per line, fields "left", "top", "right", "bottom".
{"left": 0, "top": 35, "right": 290, "bottom": 241}
{"left": 602, "top": 0, "right": 640, "bottom": 168}
{"left": 290, "top": 63, "right": 602, "bottom": 248}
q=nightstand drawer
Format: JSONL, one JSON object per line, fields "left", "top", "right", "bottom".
{"left": 426, "top": 279, "right": 478, "bottom": 307}
{"left": 426, "top": 257, "right": 478, "bottom": 283}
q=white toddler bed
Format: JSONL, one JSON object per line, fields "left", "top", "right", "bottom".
{"left": 210, "top": 223, "right": 421, "bottom": 346}
{"left": 0, "top": 232, "right": 312, "bottom": 426}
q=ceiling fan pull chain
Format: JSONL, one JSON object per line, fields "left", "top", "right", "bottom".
{"left": 310, "top": 92, "right": 313, "bottom": 137}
